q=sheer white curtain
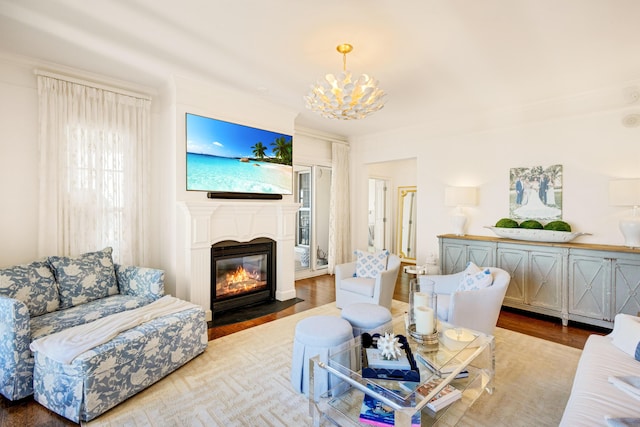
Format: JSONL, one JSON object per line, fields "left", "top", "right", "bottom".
{"left": 328, "top": 142, "right": 351, "bottom": 274}
{"left": 37, "top": 74, "right": 151, "bottom": 265}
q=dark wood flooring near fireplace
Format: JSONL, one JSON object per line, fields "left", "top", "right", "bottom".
{"left": 1, "top": 267, "right": 607, "bottom": 427}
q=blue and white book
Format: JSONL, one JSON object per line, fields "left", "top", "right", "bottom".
{"left": 365, "top": 348, "right": 412, "bottom": 370}
{"left": 359, "top": 385, "right": 421, "bottom": 427}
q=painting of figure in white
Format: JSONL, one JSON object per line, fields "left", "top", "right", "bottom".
{"left": 510, "top": 165, "right": 563, "bottom": 221}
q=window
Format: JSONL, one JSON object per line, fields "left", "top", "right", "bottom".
{"left": 37, "top": 74, "right": 150, "bottom": 264}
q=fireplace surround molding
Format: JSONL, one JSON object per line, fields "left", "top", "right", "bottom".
{"left": 178, "top": 200, "right": 299, "bottom": 321}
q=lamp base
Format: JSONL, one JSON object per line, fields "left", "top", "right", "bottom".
{"left": 451, "top": 213, "right": 467, "bottom": 236}
{"left": 619, "top": 217, "right": 640, "bottom": 248}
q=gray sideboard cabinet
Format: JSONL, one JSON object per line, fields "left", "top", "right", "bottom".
{"left": 439, "top": 237, "right": 496, "bottom": 274}
{"left": 497, "top": 242, "right": 567, "bottom": 323}
{"left": 569, "top": 248, "right": 640, "bottom": 328}
{"left": 438, "top": 234, "right": 640, "bottom": 328}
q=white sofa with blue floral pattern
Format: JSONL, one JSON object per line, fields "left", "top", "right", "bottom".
{"left": 0, "top": 247, "right": 207, "bottom": 422}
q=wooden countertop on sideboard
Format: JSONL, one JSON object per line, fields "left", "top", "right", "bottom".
{"left": 438, "top": 234, "right": 640, "bottom": 255}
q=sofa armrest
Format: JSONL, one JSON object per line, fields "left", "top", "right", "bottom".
{"left": 115, "top": 264, "right": 165, "bottom": 300}
{"left": 0, "top": 295, "right": 32, "bottom": 400}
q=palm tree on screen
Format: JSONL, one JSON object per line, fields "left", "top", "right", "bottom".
{"left": 271, "top": 137, "right": 292, "bottom": 164}
{"left": 251, "top": 142, "right": 267, "bottom": 159}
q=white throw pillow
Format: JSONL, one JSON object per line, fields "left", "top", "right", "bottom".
{"left": 611, "top": 314, "right": 640, "bottom": 359}
{"left": 463, "top": 261, "right": 482, "bottom": 275}
{"left": 355, "top": 249, "right": 389, "bottom": 278}
{"left": 457, "top": 267, "right": 493, "bottom": 291}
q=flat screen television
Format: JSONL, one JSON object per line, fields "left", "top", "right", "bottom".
{"left": 186, "top": 113, "right": 293, "bottom": 199}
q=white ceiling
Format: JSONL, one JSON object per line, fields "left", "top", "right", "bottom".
{"left": 1, "top": 0, "right": 639, "bottom": 138}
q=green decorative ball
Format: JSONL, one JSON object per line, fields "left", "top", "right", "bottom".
{"left": 495, "top": 218, "right": 519, "bottom": 228}
{"left": 544, "top": 220, "right": 572, "bottom": 232}
{"left": 519, "top": 220, "right": 544, "bottom": 229}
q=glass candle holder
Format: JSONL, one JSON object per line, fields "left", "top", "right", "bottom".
{"left": 407, "top": 278, "right": 438, "bottom": 350}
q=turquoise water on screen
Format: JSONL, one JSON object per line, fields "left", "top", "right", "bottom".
{"left": 187, "top": 153, "right": 292, "bottom": 194}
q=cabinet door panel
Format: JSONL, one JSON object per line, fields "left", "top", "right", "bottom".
{"left": 528, "top": 251, "right": 563, "bottom": 310}
{"left": 497, "top": 248, "right": 526, "bottom": 304}
{"left": 468, "top": 246, "right": 493, "bottom": 269}
{"left": 440, "top": 242, "right": 466, "bottom": 274}
{"left": 615, "top": 260, "right": 640, "bottom": 316}
{"left": 569, "top": 255, "right": 609, "bottom": 320}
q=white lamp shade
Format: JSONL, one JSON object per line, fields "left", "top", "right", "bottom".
{"left": 609, "top": 179, "right": 640, "bottom": 206}
{"left": 445, "top": 187, "right": 478, "bottom": 207}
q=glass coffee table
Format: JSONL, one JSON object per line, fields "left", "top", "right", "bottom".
{"left": 308, "top": 317, "right": 495, "bottom": 426}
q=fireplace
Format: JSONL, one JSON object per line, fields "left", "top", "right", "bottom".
{"left": 211, "top": 237, "right": 276, "bottom": 314}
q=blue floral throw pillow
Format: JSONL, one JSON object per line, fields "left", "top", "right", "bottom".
{"left": 355, "top": 249, "right": 390, "bottom": 278}
{"left": 0, "top": 260, "right": 59, "bottom": 316}
{"left": 48, "top": 247, "right": 119, "bottom": 309}
{"left": 457, "top": 267, "right": 494, "bottom": 291}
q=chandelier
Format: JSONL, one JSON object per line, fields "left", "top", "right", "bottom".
{"left": 304, "top": 44, "right": 386, "bottom": 120}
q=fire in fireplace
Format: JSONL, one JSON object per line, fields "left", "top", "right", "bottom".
{"left": 211, "top": 238, "right": 276, "bottom": 314}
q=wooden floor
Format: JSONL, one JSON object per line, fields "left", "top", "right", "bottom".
{"left": 1, "top": 268, "right": 608, "bottom": 427}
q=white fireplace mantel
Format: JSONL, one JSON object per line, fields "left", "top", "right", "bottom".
{"left": 178, "top": 200, "right": 299, "bottom": 321}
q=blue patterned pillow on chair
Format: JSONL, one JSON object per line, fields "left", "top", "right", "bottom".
{"left": 457, "top": 267, "right": 493, "bottom": 291}
{"left": 355, "top": 249, "right": 390, "bottom": 278}
{"left": 48, "top": 247, "right": 119, "bottom": 309}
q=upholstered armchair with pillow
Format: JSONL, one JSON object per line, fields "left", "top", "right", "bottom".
{"left": 335, "top": 250, "right": 401, "bottom": 310}
{"left": 420, "top": 262, "right": 510, "bottom": 335}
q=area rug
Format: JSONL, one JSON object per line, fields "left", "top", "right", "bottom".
{"left": 84, "top": 301, "right": 581, "bottom": 427}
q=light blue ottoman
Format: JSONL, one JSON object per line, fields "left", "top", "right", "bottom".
{"left": 341, "top": 302, "right": 393, "bottom": 337}
{"left": 290, "top": 315, "right": 354, "bottom": 400}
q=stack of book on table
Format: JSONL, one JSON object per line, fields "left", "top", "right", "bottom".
{"left": 415, "top": 378, "right": 462, "bottom": 412}
{"left": 359, "top": 344, "right": 462, "bottom": 426}
{"left": 359, "top": 384, "right": 421, "bottom": 427}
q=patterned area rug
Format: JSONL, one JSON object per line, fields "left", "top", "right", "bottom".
{"left": 84, "top": 301, "right": 581, "bottom": 427}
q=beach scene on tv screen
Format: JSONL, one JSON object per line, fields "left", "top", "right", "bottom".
{"left": 186, "top": 114, "right": 293, "bottom": 194}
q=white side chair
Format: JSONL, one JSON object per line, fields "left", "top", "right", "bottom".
{"left": 334, "top": 253, "right": 401, "bottom": 310}
{"left": 420, "top": 267, "right": 510, "bottom": 335}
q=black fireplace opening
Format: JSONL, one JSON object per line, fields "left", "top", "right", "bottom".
{"left": 211, "top": 237, "right": 276, "bottom": 314}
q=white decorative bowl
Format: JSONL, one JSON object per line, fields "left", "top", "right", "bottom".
{"left": 442, "top": 328, "right": 477, "bottom": 351}
{"left": 485, "top": 226, "right": 591, "bottom": 243}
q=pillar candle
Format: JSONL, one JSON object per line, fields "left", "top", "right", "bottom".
{"left": 414, "top": 291, "right": 430, "bottom": 308}
{"left": 415, "top": 305, "right": 434, "bottom": 334}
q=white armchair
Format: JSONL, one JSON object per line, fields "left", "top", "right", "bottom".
{"left": 420, "top": 267, "right": 510, "bottom": 335}
{"left": 335, "top": 253, "right": 401, "bottom": 310}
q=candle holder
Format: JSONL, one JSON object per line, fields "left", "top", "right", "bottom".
{"left": 407, "top": 278, "right": 439, "bottom": 352}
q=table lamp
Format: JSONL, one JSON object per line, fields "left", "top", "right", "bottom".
{"left": 445, "top": 186, "right": 478, "bottom": 236}
{"left": 609, "top": 179, "right": 640, "bottom": 248}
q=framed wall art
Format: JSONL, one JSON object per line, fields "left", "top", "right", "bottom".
{"left": 509, "top": 164, "right": 563, "bottom": 221}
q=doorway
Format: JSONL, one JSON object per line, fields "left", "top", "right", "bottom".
{"left": 294, "top": 165, "right": 331, "bottom": 278}
{"left": 368, "top": 177, "right": 390, "bottom": 252}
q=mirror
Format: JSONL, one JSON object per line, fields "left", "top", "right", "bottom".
{"left": 396, "top": 186, "right": 417, "bottom": 262}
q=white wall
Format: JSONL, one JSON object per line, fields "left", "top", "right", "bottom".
{"left": 350, "top": 83, "right": 640, "bottom": 265}
{"left": 0, "top": 57, "right": 39, "bottom": 266}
